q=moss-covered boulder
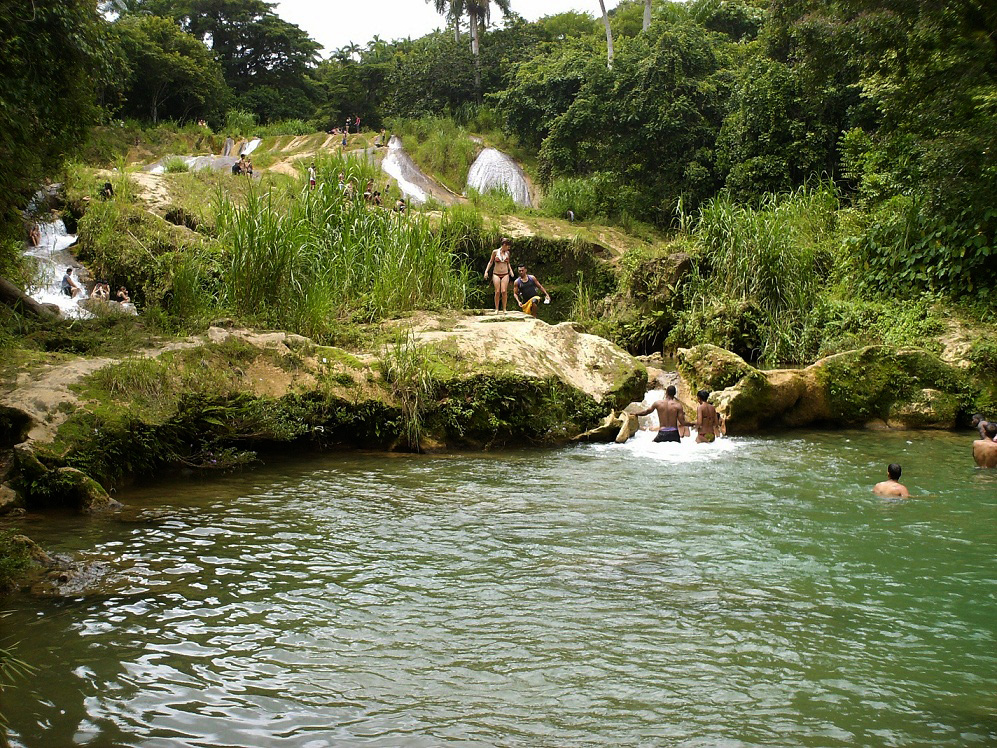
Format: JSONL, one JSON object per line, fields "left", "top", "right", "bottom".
{"left": 887, "top": 389, "right": 960, "bottom": 429}
{"left": 679, "top": 343, "right": 976, "bottom": 433}
{"left": 677, "top": 344, "right": 756, "bottom": 392}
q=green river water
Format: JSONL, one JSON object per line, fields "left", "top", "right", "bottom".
{"left": 2, "top": 429, "right": 995, "bottom": 747}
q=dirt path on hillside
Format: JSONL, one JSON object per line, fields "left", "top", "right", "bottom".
{"left": 128, "top": 172, "right": 172, "bottom": 213}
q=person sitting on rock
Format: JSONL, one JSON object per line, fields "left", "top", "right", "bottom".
{"left": 634, "top": 385, "right": 688, "bottom": 443}
{"left": 100, "top": 182, "right": 114, "bottom": 199}
{"left": 974, "top": 422, "right": 997, "bottom": 468}
{"left": 61, "top": 267, "right": 81, "bottom": 298}
{"left": 92, "top": 281, "right": 110, "bottom": 300}
{"left": 874, "top": 463, "right": 910, "bottom": 497}
{"left": 115, "top": 286, "right": 131, "bottom": 304}
{"left": 513, "top": 264, "right": 550, "bottom": 317}
{"left": 28, "top": 223, "right": 40, "bottom": 247}
{"left": 695, "top": 390, "right": 723, "bottom": 443}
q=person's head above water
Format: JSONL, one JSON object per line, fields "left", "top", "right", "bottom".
{"left": 984, "top": 422, "right": 997, "bottom": 439}
{"left": 666, "top": 385, "right": 677, "bottom": 399}
{"left": 697, "top": 389, "right": 709, "bottom": 403}
{"left": 888, "top": 463, "right": 902, "bottom": 480}
{"left": 972, "top": 413, "right": 984, "bottom": 426}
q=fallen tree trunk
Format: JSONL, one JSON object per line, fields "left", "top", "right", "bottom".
{"left": 0, "top": 276, "right": 59, "bottom": 319}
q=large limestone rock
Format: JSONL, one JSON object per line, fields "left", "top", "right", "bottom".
{"left": 54, "top": 468, "right": 122, "bottom": 515}
{"left": 411, "top": 314, "right": 646, "bottom": 407}
{"left": 572, "top": 410, "right": 640, "bottom": 443}
{"left": 677, "top": 344, "right": 970, "bottom": 433}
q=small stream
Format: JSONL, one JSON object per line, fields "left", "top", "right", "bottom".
{"left": 2, "top": 430, "right": 994, "bottom": 747}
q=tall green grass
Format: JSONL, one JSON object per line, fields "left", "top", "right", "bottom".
{"left": 678, "top": 184, "right": 839, "bottom": 363}
{"left": 214, "top": 162, "right": 472, "bottom": 336}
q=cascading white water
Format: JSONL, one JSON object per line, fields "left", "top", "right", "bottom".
{"left": 382, "top": 136, "right": 428, "bottom": 204}
{"left": 240, "top": 138, "right": 262, "bottom": 156}
{"left": 594, "top": 388, "right": 738, "bottom": 461}
{"left": 465, "top": 148, "right": 532, "bottom": 207}
{"left": 24, "top": 220, "right": 89, "bottom": 317}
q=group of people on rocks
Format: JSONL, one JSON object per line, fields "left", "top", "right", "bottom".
{"left": 484, "top": 238, "right": 551, "bottom": 317}
{"left": 60, "top": 267, "right": 130, "bottom": 305}
{"left": 307, "top": 165, "right": 408, "bottom": 212}
{"left": 231, "top": 154, "right": 253, "bottom": 176}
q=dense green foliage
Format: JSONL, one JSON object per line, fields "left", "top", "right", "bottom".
{"left": 0, "top": 0, "right": 107, "bottom": 242}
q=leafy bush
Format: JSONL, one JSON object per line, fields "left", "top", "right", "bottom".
{"left": 259, "top": 119, "right": 312, "bottom": 136}
{"left": 163, "top": 157, "right": 189, "bottom": 173}
{"left": 224, "top": 109, "right": 258, "bottom": 138}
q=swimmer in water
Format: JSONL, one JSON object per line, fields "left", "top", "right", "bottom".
{"left": 973, "top": 422, "right": 997, "bottom": 468}
{"left": 873, "top": 463, "right": 909, "bottom": 498}
{"left": 634, "top": 385, "right": 688, "bottom": 443}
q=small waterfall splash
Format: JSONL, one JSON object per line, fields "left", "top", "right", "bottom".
{"left": 24, "top": 220, "right": 89, "bottom": 317}
{"left": 466, "top": 148, "right": 532, "bottom": 207}
{"left": 240, "top": 138, "right": 262, "bottom": 156}
{"left": 381, "top": 136, "right": 429, "bottom": 204}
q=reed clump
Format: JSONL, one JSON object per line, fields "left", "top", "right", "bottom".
{"left": 213, "top": 157, "right": 471, "bottom": 338}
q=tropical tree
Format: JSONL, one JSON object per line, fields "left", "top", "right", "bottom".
{"left": 597, "top": 0, "right": 614, "bottom": 68}
{"left": 428, "top": 0, "right": 510, "bottom": 98}
{"left": 644, "top": 0, "right": 652, "bottom": 31}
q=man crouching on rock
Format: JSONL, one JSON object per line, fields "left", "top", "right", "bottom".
{"left": 974, "top": 422, "right": 997, "bottom": 468}
{"left": 634, "top": 385, "right": 688, "bottom": 443}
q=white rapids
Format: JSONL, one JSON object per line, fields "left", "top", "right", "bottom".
{"left": 585, "top": 389, "right": 741, "bottom": 463}
{"left": 24, "top": 219, "right": 90, "bottom": 317}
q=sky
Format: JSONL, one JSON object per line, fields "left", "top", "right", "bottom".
{"left": 273, "top": 0, "right": 622, "bottom": 56}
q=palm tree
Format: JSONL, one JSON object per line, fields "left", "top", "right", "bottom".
{"left": 644, "top": 0, "right": 652, "bottom": 31}
{"left": 427, "top": 0, "right": 510, "bottom": 98}
{"left": 597, "top": 0, "right": 614, "bottom": 69}
{"left": 426, "top": 0, "right": 466, "bottom": 42}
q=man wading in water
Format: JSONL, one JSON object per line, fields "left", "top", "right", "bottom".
{"left": 634, "top": 385, "right": 688, "bottom": 443}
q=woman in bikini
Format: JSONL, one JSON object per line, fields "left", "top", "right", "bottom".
{"left": 484, "top": 238, "right": 514, "bottom": 312}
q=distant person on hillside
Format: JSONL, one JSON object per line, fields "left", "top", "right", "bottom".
{"left": 695, "top": 390, "right": 723, "bottom": 443}
{"left": 354, "top": 115, "right": 361, "bottom": 132}
{"left": 634, "top": 385, "right": 688, "bottom": 443}
{"left": 873, "top": 463, "right": 910, "bottom": 497}
{"left": 244, "top": 157, "right": 253, "bottom": 176}
{"left": 28, "top": 223, "right": 40, "bottom": 247}
{"left": 308, "top": 163, "right": 316, "bottom": 190}
{"left": 61, "top": 268, "right": 81, "bottom": 298}
{"left": 231, "top": 160, "right": 242, "bottom": 175}
{"left": 342, "top": 128, "right": 348, "bottom": 147}
{"left": 363, "top": 180, "right": 374, "bottom": 201}
{"left": 394, "top": 197, "right": 406, "bottom": 214}
{"left": 100, "top": 182, "right": 114, "bottom": 199}
{"left": 115, "top": 286, "right": 130, "bottom": 304}
{"left": 484, "top": 238, "right": 514, "bottom": 313}
{"left": 372, "top": 189, "right": 382, "bottom": 207}
{"left": 92, "top": 281, "right": 110, "bottom": 300}
{"left": 513, "top": 264, "right": 550, "bottom": 317}
{"left": 974, "top": 422, "right": 997, "bottom": 467}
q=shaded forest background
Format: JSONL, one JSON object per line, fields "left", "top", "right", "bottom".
{"left": 1, "top": 0, "right": 995, "bottom": 305}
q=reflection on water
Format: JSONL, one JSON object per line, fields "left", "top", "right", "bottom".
{"left": 2, "top": 431, "right": 995, "bottom": 747}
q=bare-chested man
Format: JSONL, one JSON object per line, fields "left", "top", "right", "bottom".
{"left": 873, "top": 463, "right": 909, "bottom": 498}
{"left": 634, "top": 385, "right": 688, "bottom": 443}
{"left": 695, "top": 389, "right": 722, "bottom": 443}
{"left": 974, "top": 422, "right": 997, "bottom": 468}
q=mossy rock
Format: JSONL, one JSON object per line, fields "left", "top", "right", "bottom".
{"left": 677, "top": 344, "right": 756, "bottom": 392}
{"left": 888, "top": 389, "right": 960, "bottom": 430}
{"left": 817, "top": 346, "right": 972, "bottom": 425}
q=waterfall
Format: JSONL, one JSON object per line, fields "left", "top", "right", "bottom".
{"left": 240, "top": 138, "right": 262, "bottom": 156}
{"left": 24, "top": 220, "right": 90, "bottom": 317}
{"left": 465, "top": 148, "right": 532, "bottom": 207}
{"left": 381, "top": 136, "right": 429, "bottom": 204}
{"left": 222, "top": 137, "right": 234, "bottom": 157}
